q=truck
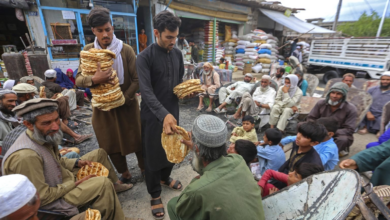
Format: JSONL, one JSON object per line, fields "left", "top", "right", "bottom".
{"left": 307, "top": 38, "right": 390, "bottom": 83}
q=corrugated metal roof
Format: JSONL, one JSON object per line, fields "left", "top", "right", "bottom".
{"left": 260, "top": 9, "right": 336, "bottom": 34}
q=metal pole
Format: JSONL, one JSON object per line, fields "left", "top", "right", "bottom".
{"left": 332, "top": 0, "right": 343, "bottom": 31}
{"left": 377, "top": 0, "right": 390, "bottom": 37}
{"left": 212, "top": 17, "right": 216, "bottom": 63}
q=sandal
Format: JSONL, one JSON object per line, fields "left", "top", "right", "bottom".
{"left": 67, "top": 120, "right": 78, "bottom": 129}
{"left": 196, "top": 106, "right": 204, "bottom": 112}
{"left": 161, "top": 177, "right": 182, "bottom": 191}
{"left": 74, "top": 134, "right": 93, "bottom": 144}
{"left": 151, "top": 197, "right": 165, "bottom": 219}
{"left": 119, "top": 176, "right": 132, "bottom": 184}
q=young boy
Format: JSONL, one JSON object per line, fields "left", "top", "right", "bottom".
{"left": 227, "top": 139, "right": 257, "bottom": 166}
{"left": 255, "top": 128, "right": 285, "bottom": 175}
{"left": 258, "top": 162, "right": 324, "bottom": 197}
{"left": 229, "top": 115, "right": 258, "bottom": 143}
{"left": 280, "top": 117, "right": 339, "bottom": 171}
{"left": 278, "top": 121, "right": 326, "bottom": 176}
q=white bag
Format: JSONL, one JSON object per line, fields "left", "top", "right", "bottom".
{"left": 261, "top": 69, "right": 270, "bottom": 73}
{"left": 252, "top": 64, "right": 262, "bottom": 73}
{"left": 258, "top": 54, "right": 271, "bottom": 58}
{"left": 259, "top": 44, "right": 272, "bottom": 49}
{"left": 237, "top": 40, "right": 250, "bottom": 45}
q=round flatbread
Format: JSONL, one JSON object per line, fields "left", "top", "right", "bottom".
{"left": 161, "top": 126, "right": 190, "bottom": 163}
{"left": 173, "top": 79, "right": 201, "bottom": 92}
{"left": 85, "top": 208, "right": 101, "bottom": 220}
{"left": 76, "top": 162, "right": 109, "bottom": 180}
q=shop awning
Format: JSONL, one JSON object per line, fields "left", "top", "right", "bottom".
{"left": 0, "top": 0, "right": 29, "bottom": 9}
{"left": 259, "top": 9, "right": 335, "bottom": 34}
{"left": 175, "top": 10, "right": 244, "bottom": 24}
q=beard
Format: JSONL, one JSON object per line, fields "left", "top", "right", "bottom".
{"left": 260, "top": 86, "right": 269, "bottom": 92}
{"left": 244, "top": 79, "right": 251, "bottom": 83}
{"left": 191, "top": 151, "right": 205, "bottom": 175}
{"left": 276, "top": 74, "right": 282, "bottom": 79}
{"left": 204, "top": 70, "right": 211, "bottom": 75}
{"left": 328, "top": 99, "right": 340, "bottom": 106}
{"left": 0, "top": 102, "right": 14, "bottom": 115}
{"left": 380, "top": 83, "right": 390, "bottom": 90}
{"left": 32, "top": 125, "right": 63, "bottom": 146}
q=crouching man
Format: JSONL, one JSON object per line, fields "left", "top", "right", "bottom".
{"left": 168, "top": 115, "right": 265, "bottom": 220}
{"left": 2, "top": 98, "right": 134, "bottom": 220}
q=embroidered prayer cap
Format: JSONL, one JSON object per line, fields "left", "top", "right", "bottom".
{"left": 12, "top": 83, "right": 38, "bottom": 94}
{"left": 12, "top": 98, "right": 58, "bottom": 117}
{"left": 192, "top": 115, "right": 227, "bottom": 148}
{"left": 261, "top": 75, "right": 271, "bottom": 81}
{"left": 245, "top": 73, "right": 253, "bottom": 79}
{"left": 0, "top": 174, "right": 37, "bottom": 218}
{"left": 44, "top": 69, "right": 57, "bottom": 78}
{"left": 326, "top": 82, "right": 350, "bottom": 103}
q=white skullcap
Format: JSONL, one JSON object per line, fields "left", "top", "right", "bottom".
{"left": 0, "top": 174, "right": 37, "bottom": 218}
{"left": 44, "top": 69, "right": 57, "bottom": 78}
{"left": 3, "top": 79, "right": 15, "bottom": 90}
{"left": 296, "top": 46, "right": 301, "bottom": 49}
{"left": 262, "top": 75, "right": 271, "bottom": 81}
{"left": 245, "top": 73, "right": 253, "bottom": 78}
{"left": 382, "top": 71, "right": 390, "bottom": 77}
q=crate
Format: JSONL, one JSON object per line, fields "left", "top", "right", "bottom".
{"left": 50, "top": 23, "right": 72, "bottom": 39}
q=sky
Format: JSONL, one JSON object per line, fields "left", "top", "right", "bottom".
{"left": 278, "top": 0, "right": 390, "bottom": 22}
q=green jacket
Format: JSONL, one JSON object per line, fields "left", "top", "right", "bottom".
{"left": 175, "top": 154, "right": 265, "bottom": 220}
{"left": 351, "top": 139, "right": 390, "bottom": 186}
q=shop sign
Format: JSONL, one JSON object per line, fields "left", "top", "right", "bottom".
{"left": 284, "top": 9, "right": 292, "bottom": 17}
{"left": 28, "top": 12, "right": 38, "bottom": 16}
{"left": 52, "top": 39, "right": 78, "bottom": 45}
{"left": 62, "top": 11, "right": 75, "bottom": 20}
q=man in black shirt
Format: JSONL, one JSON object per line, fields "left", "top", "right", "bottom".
{"left": 137, "top": 11, "right": 188, "bottom": 219}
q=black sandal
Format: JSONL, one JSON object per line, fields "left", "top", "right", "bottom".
{"left": 161, "top": 177, "right": 182, "bottom": 191}
{"left": 151, "top": 197, "right": 165, "bottom": 219}
{"left": 119, "top": 176, "right": 132, "bottom": 184}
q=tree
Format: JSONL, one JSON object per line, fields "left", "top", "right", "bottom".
{"left": 337, "top": 11, "right": 390, "bottom": 37}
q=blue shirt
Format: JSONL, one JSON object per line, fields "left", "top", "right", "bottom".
{"left": 281, "top": 136, "right": 339, "bottom": 171}
{"left": 257, "top": 144, "right": 286, "bottom": 175}
{"left": 299, "top": 79, "right": 308, "bottom": 96}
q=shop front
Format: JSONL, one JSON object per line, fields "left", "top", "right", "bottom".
{"left": 35, "top": 0, "right": 139, "bottom": 62}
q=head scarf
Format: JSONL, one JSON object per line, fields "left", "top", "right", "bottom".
{"left": 326, "top": 82, "right": 349, "bottom": 104}
{"left": 285, "top": 75, "right": 299, "bottom": 97}
{"left": 3, "top": 79, "right": 15, "bottom": 90}
{"left": 0, "top": 174, "right": 37, "bottom": 218}
{"left": 66, "top": 69, "right": 75, "bottom": 84}
{"left": 0, "top": 89, "right": 18, "bottom": 123}
{"left": 54, "top": 68, "right": 74, "bottom": 89}
{"left": 94, "top": 34, "right": 124, "bottom": 85}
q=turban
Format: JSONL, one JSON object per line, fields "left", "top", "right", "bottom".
{"left": 0, "top": 174, "right": 37, "bottom": 218}
{"left": 192, "top": 115, "right": 227, "bottom": 148}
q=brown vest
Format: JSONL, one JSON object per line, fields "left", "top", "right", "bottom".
{"left": 2, "top": 132, "right": 79, "bottom": 216}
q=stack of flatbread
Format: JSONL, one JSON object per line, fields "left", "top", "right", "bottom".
{"left": 76, "top": 162, "right": 109, "bottom": 180}
{"left": 173, "top": 79, "right": 204, "bottom": 99}
{"left": 161, "top": 126, "right": 190, "bottom": 163}
{"left": 85, "top": 208, "right": 101, "bottom": 220}
{"left": 80, "top": 48, "right": 125, "bottom": 111}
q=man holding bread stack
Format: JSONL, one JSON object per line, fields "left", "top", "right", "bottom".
{"left": 76, "top": 8, "right": 144, "bottom": 185}
{"left": 137, "top": 11, "right": 187, "bottom": 219}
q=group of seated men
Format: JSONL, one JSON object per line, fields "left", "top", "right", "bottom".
{"left": 0, "top": 69, "right": 93, "bottom": 152}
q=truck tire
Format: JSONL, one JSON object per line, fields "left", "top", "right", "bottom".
{"left": 323, "top": 70, "right": 339, "bottom": 84}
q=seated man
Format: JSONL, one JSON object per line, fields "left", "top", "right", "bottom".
{"left": 295, "top": 69, "right": 308, "bottom": 96}
{"left": 307, "top": 82, "right": 358, "bottom": 156}
{"left": 359, "top": 72, "right": 390, "bottom": 136}
{"left": 280, "top": 117, "right": 339, "bottom": 171}
{"left": 42, "top": 69, "right": 84, "bottom": 110}
{"left": 272, "top": 67, "right": 286, "bottom": 88}
{"left": 2, "top": 99, "right": 133, "bottom": 220}
{"left": 214, "top": 73, "right": 254, "bottom": 114}
{"left": 269, "top": 75, "right": 303, "bottom": 132}
{"left": 197, "top": 62, "right": 221, "bottom": 112}
{"left": 228, "top": 75, "right": 276, "bottom": 127}
{"left": 340, "top": 139, "right": 390, "bottom": 187}
{"left": 11, "top": 83, "right": 92, "bottom": 145}
{"left": 0, "top": 174, "right": 86, "bottom": 220}
{"left": 0, "top": 90, "right": 18, "bottom": 146}
{"left": 168, "top": 115, "right": 265, "bottom": 220}
{"left": 342, "top": 73, "right": 356, "bottom": 88}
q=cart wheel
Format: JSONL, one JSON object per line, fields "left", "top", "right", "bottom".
{"left": 323, "top": 70, "right": 339, "bottom": 84}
